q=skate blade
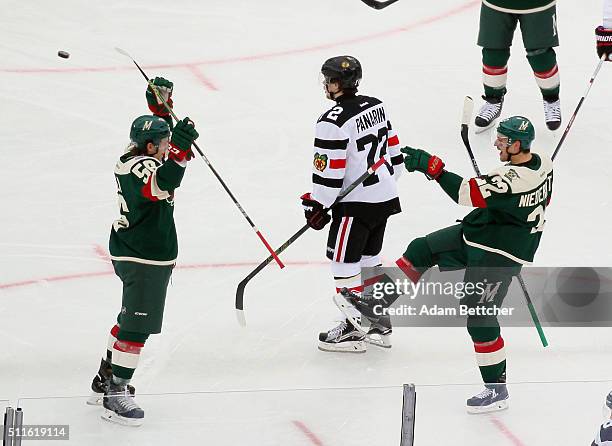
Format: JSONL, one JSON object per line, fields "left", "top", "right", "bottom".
{"left": 101, "top": 409, "right": 143, "bottom": 427}
{"left": 332, "top": 294, "right": 368, "bottom": 335}
{"left": 86, "top": 392, "right": 103, "bottom": 406}
{"left": 474, "top": 121, "right": 497, "bottom": 134}
{"left": 365, "top": 334, "right": 392, "bottom": 349}
{"left": 318, "top": 340, "right": 366, "bottom": 353}
{"left": 466, "top": 399, "right": 509, "bottom": 414}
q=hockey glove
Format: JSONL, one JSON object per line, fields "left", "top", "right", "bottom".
{"left": 168, "top": 117, "right": 199, "bottom": 163}
{"left": 146, "top": 77, "right": 174, "bottom": 117}
{"left": 596, "top": 26, "right": 612, "bottom": 61}
{"left": 301, "top": 193, "right": 331, "bottom": 231}
{"left": 400, "top": 146, "right": 445, "bottom": 180}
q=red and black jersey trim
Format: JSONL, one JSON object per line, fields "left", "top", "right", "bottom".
{"left": 313, "top": 173, "right": 343, "bottom": 188}
{"left": 314, "top": 138, "right": 349, "bottom": 151}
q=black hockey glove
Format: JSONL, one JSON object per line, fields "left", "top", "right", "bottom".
{"left": 301, "top": 193, "right": 331, "bottom": 231}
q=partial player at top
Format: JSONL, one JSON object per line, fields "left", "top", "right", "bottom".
{"left": 474, "top": 0, "right": 562, "bottom": 132}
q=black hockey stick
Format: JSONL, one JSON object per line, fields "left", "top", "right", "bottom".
{"left": 235, "top": 157, "right": 390, "bottom": 326}
{"left": 360, "top": 0, "right": 400, "bottom": 10}
{"left": 461, "top": 96, "right": 548, "bottom": 348}
{"left": 551, "top": 55, "right": 606, "bottom": 161}
{"left": 115, "top": 47, "right": 285, "bottom": 269}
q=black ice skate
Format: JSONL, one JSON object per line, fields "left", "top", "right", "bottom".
{"left": 88, "top": 358, "right": 135, "bottom": 406}
{"left": 365, "top": 316, "right": 392, "bottom": 349}
{"left": 466, "top": 383, "right": 509, "bottom": 414}
{"left": 101, "top": 380, "right": 144, "bottom": 426}
{"left": 318, "top": 319, "right": 366, "bottom": 353}
{"left": 475, "top": 95, "right": 504, "bottom": 133}
{"left": 333, "top": 289, "right": 393, "bottom": 348}
{"left": 543, "top": 97, "right": 562, "bottom": 130}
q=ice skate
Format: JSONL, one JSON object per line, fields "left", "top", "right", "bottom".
{"left": 333, "top": 290, "right": 392, "bottom": 348}
{"left": 543, "top": 97, "right": 561, "bottom": 130}
{"left": 318, "top": 319, "right": 366, "bottom": 353}
{"left": 101, "top": 380, "right": 144, "bottom": 426}
{"left": 475, "top": 95, "right": 504, "bottom": 133}
{"left": 87, "top": 358, "right": 135, "bottom": 406}
{"left": 365, "top": 316, "right": 392, "bottom": 348}
{"left": 466, "top": 383, "right": 509, "bottom": 414}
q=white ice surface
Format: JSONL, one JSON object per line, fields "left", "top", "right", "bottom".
{"left": 1, "top": 0, "right": 612, "bottom": 444}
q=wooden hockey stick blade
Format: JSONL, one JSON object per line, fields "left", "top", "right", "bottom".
{"left": 360, "top": 0, "right": 400, "bottom": 10}
{"left": 461, "top": 96, "right": 474, "bottom": 127}
{"left": 235, "top": 309, "right": 247, "bottom": 327}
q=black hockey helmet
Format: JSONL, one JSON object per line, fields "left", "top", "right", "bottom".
{"left": 321, "top": 56, "right": 362, "bottom": 90}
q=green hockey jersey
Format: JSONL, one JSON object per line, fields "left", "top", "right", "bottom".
{"left": 441, "top": 153, "right": 553, "bottom": 264}
{"left": 109, "top": 153, "right": 186, "bottom": 265}
{"left": 482, "top": 0, "right": 555, "bottom": 14}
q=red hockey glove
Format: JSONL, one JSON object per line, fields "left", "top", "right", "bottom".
{"left": 301, "top": 193, "right": 331, "bottom": 231}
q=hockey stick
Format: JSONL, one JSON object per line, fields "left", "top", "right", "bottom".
{"left": 461, "top": 96, "right": 548, "bottom": 348}
{"left": 114, "top": 47, "right": 284, "bottom": 269}
{"left": 235, "top": 157, "right": 389, "bottom": 326}
{"left": 551, "top": 55, "right": 606, "bottom": 161}
{"left": 360, "top": 0, "right": 400, "bottom": 10}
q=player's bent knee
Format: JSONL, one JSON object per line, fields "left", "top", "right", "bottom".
{"left": 482, "top": 48, "right": 511, "bottom": 67}
{"left": 467, "top": 319, "right": 500, "bottom": 343}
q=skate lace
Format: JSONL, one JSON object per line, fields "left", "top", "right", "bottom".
{"left": 544, "top": 99, "right": 561, "bottom": 121}
{"left": 328, "top": 320, "right": 348, "bottom": 339}
{"left": 113, "top": 389, "right": 139, "bottom": 412}
{"left": 474, "top": 387, "right": 495, "bottom": 399}
{"left": 477, "top": 101, "right": 502, "bottom": 120}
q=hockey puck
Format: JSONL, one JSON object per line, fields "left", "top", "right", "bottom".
{"left": 57, "top": 50, "right": 70, "bottom": 59}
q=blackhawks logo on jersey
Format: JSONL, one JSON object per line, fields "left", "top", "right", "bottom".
{"left": 313, "top": 153, "right": 328, "bottom": 172}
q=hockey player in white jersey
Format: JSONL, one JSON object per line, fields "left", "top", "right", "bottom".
{"left": 300, "top": 55, "right": 404, "bottom": 353}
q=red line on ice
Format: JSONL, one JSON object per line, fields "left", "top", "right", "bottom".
{"left": 186, "top": 65, "right": 218, "bottom": 91}
{"left": 0, "top": 1, "right": 478, "bottom": 75}
{"left": 292, "top": 420, "right": 325, "bottom": 446}
{"left": 0, "top": 260, "right": 329, "bottom": 290}
{"left": 490, "top": 416, "right": 527, "bottom": 446}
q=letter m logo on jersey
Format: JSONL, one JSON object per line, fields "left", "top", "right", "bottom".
{"left": 478, "top": 281, "right": 502, "bottom": 304}
{"left": 142, "top": 120, "right": 153, "bottom": 131}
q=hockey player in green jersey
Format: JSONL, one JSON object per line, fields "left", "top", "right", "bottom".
{"left": 339, "top": 116, "right": 553, "bottom": 413}
{"left": 475, "top": 0, "right": 562, "bottom": 131}
{"left": 88, "top": 77, "right": 199, "bottom": 426}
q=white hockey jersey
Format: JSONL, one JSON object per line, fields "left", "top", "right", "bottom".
{"left": 311, "top": 94, "right": 403, "bottom": 217}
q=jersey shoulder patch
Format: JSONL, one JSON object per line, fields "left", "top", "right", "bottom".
{"left": 318, "top": 95, "right": 383, "bottom": 127}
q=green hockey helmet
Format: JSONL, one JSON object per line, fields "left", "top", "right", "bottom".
{"left": 496, "top": 116, "right": 535, "bottom": 151}
{"left": 129, "top": 115, "right": 170, "bottom": 149}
